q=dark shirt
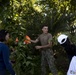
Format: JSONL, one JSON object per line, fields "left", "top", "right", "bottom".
{"left": 0, "top": 42, "right": 15, "bottom": 75}
{"left": 61, "top": 38, "right": 76, "bottom": 61}
{"left": 64, "top": 44, "right": 76, "bottom": 61}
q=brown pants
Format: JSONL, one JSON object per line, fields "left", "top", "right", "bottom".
{"left": 41, "top": 49, "right": 58, "bottom": 75}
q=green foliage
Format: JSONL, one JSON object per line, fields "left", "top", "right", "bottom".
{"left": 0, "top": 0, "right": 76, "bottom": 75}
{"left": 12, "top": 43, "right": 36, "bottom": 75}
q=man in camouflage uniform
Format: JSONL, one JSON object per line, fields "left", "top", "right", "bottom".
{"left": 31, "top": 25, "right": 58, "bottom": 75}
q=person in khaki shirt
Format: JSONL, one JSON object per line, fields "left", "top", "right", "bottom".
{"left": 30, "top": 25, "right": 58, "bottom": 75}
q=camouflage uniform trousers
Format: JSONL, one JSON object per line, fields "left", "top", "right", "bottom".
{"left": 41, "top": 49, "right": 58, "bottom": 75}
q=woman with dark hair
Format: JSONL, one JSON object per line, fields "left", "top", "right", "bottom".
{"left": 57, "top": 34, "right": 76, "bottom": 62}
{"left": 57, "top": 34, "right": 76, "bottom": 75}
{"left": 0, "top": 30, "right": 16, "bottom": 75}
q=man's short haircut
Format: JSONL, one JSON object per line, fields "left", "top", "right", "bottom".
{"left": 41, "top": 25, "right": 48, "bottom": 29}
